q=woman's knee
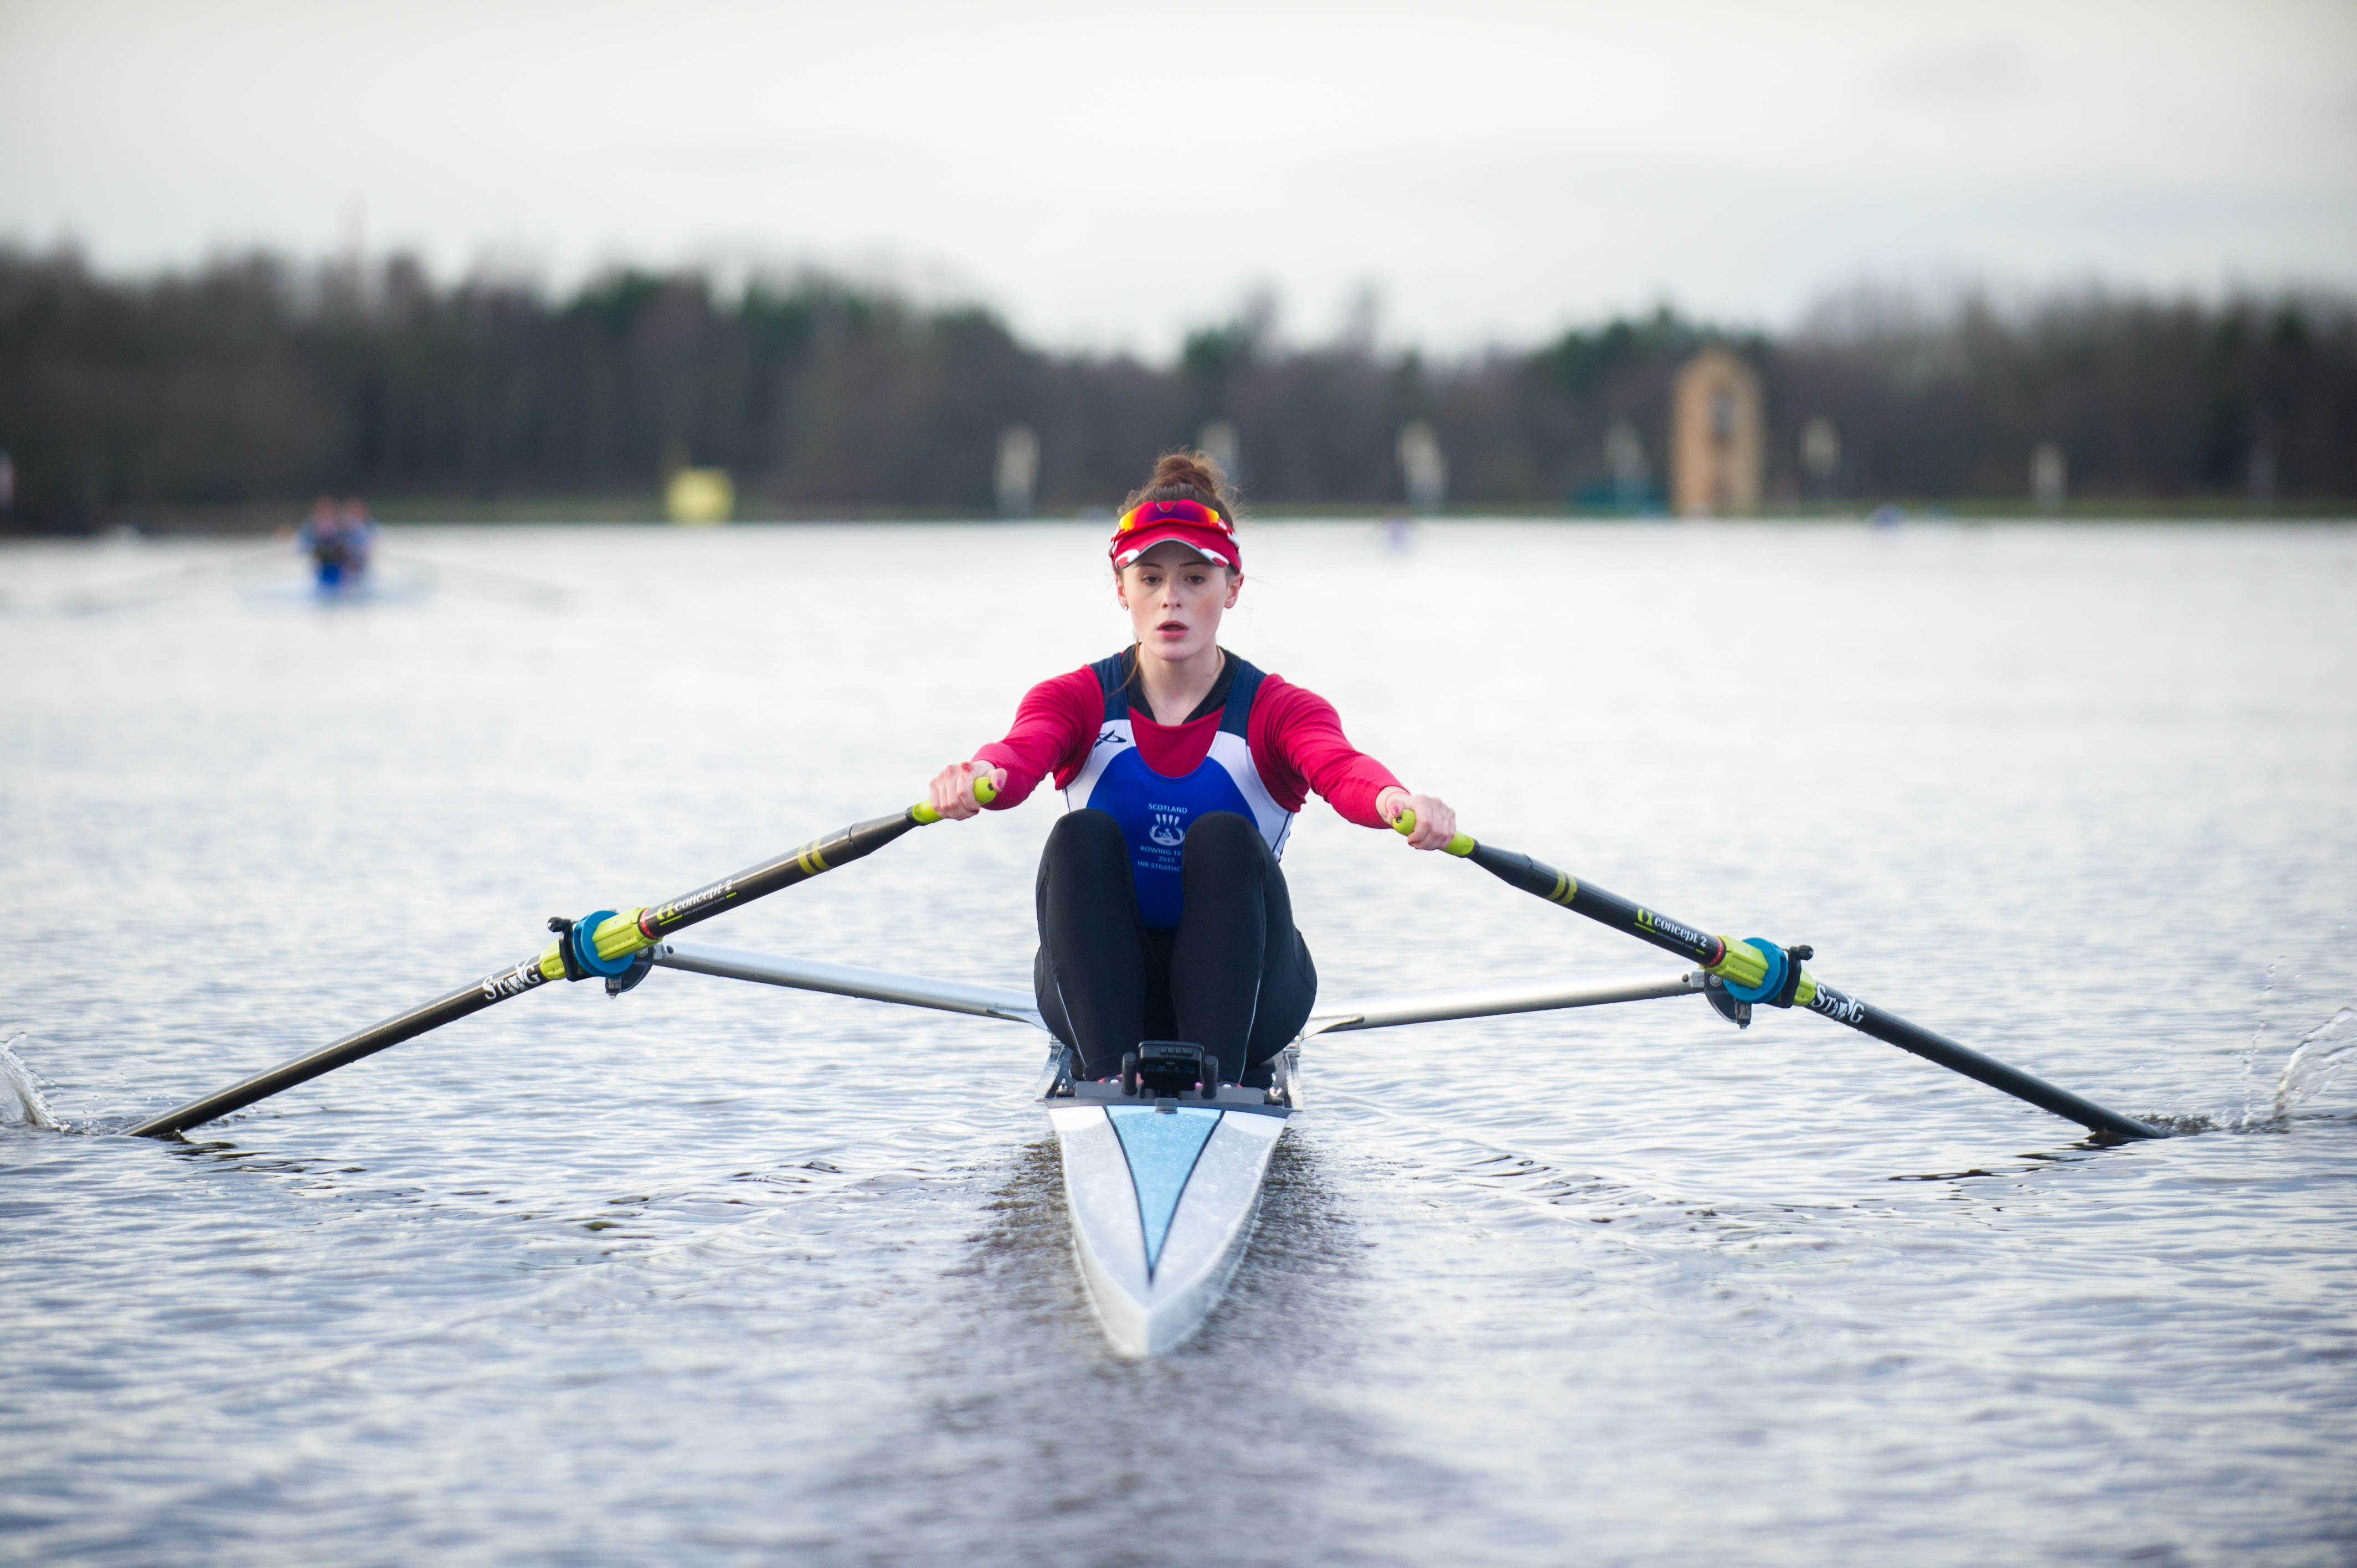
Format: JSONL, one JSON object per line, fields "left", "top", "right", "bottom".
{"left": 1181, "top": 810, "right": 1261, "bottom": 866}
{"left": 1046, "top": 807, "right": 1127, "bottom": 863}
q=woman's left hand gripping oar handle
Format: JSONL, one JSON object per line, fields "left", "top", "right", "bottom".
{"left": 126, "top": 773, "right": 1006, "bottom": 1139}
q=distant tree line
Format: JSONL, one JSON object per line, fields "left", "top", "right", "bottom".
{"left": 1, "top": 246, "right": 2351, "bottom": 531}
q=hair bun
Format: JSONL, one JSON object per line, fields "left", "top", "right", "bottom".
{"left": 1151, "top": 452, "right": 1221, "bottom": 494}
{"left": 1120, "top": 447, "right": 1238, "bottom": 525}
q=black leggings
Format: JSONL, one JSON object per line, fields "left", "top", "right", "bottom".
{"left": 1033, "top": 808, "right": 1317, "bottom": 1088}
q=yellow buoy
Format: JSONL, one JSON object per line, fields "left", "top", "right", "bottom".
{"left": 666, "top": 467, "right": 734, "bottom": 526}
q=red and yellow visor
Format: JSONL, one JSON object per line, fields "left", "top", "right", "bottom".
{"left": 1109, "top": 498, "right": 1240, "bottom": 571}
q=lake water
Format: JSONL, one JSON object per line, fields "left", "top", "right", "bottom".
{"left": 3, "top": 520, "right": 2354, "bottom": 1566}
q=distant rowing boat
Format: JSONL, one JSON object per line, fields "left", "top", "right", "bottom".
{"left": 7, "top": 545, "right": 568, "bottom": 617}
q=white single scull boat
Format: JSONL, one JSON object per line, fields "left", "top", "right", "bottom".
{"left": 652, "top": 940, "right": 1706, "bottom": 1356}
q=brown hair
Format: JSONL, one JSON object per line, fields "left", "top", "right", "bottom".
{"left": 1119, "top": 448, "right": 1238, "bottom": 524}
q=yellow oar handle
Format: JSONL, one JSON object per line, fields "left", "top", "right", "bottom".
{"left": 1390, "top": 808, "right": 1477, "bottom": 857}
{"left": 909, "top": 772, "right": 999, "bottom": 826}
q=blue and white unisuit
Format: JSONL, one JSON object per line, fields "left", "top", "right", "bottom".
{"left": 1062, "top": 652, "right": 1294, "bottom": 929}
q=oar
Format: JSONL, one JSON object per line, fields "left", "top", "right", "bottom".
{"left": 1392, "top": 814, "right": 2163, "bottom": 1141}
{"left": 126, "top": 781, "right": 996, "bottom": 1138}
{"left": 376, "top": 546, "right": 574, "bottom": 610}
{"left": 46, "top": 540, "right": 289, "bottom": 616}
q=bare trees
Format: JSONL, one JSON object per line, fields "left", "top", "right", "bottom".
{"left": 1, "top": 248, "right": 2348, "bottom": 531}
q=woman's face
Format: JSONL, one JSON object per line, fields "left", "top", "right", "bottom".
{"left": 1117, "top": 541, "right": 1241, "bottom": 664}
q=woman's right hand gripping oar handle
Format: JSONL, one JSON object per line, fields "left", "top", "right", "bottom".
{"left": 915, "top": 763, "right": 1004, "bottom": 824}
{"left": 1388, "top": 804, "right": 1476, "bottom": 857}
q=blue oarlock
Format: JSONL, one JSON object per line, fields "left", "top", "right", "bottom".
{"left": 1721, "top": 938, "right": 1788, "bottom": 1006}
{"left": 567, "top": 909, "right": 641, "bottom": 978}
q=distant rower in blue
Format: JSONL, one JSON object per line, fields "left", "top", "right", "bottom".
{"left": 924, "top": 450, "right": 1462, "bottom": 1092}
{"left": 296, "top": 494, "right": 377, "bottom": 592}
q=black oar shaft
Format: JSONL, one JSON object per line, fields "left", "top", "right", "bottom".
{"left": 1452, "top": 838, "right": 2162, "bottom": 1140}
{"left": 1466, "top": 844, "right": 1720, "bottom": 966}
{"left": 1829, "top": 987, "right": 2159, "bottom": 1141}
{"left": 128, "top": 807, "right": 935, "bottom": 1138}
{"left": 638, "top": 810, "right": 921, "bottom": 943}
{"left": 125, "top": 982, "right": 501, "bottom": 1138}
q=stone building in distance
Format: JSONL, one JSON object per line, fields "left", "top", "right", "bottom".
{"left": 1670, "top": 345, "right": 1764, "bottom": 516}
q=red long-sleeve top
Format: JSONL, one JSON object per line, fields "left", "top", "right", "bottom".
{"left": 971, "top": 663, "right": 1402, "bottom": 828}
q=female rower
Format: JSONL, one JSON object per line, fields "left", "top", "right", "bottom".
{"left": 925, "top": 450, "right": 1458, "bottom": 1089}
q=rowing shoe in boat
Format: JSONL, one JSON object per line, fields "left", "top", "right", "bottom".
{"left": 649, "top": 940, "right": 1702, "bottom": 1356}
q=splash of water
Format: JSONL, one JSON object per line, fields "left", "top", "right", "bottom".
{"left": 0, "top": 1034, "right": 61, "bottom": 1130}
{"left": 2274, "top": 1007, "right": 2357, "bottom": 1120}
{"left": 2240, "top": 956, "right": 2284, "bottom": 1126}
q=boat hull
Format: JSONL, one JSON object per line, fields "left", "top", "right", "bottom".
{"left": 1047, "top": 1095, "right": 1288, "bottom": 1356}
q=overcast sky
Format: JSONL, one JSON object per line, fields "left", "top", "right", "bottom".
{"left": 3, "top": 0, "right": 2351, "bottom": 356}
